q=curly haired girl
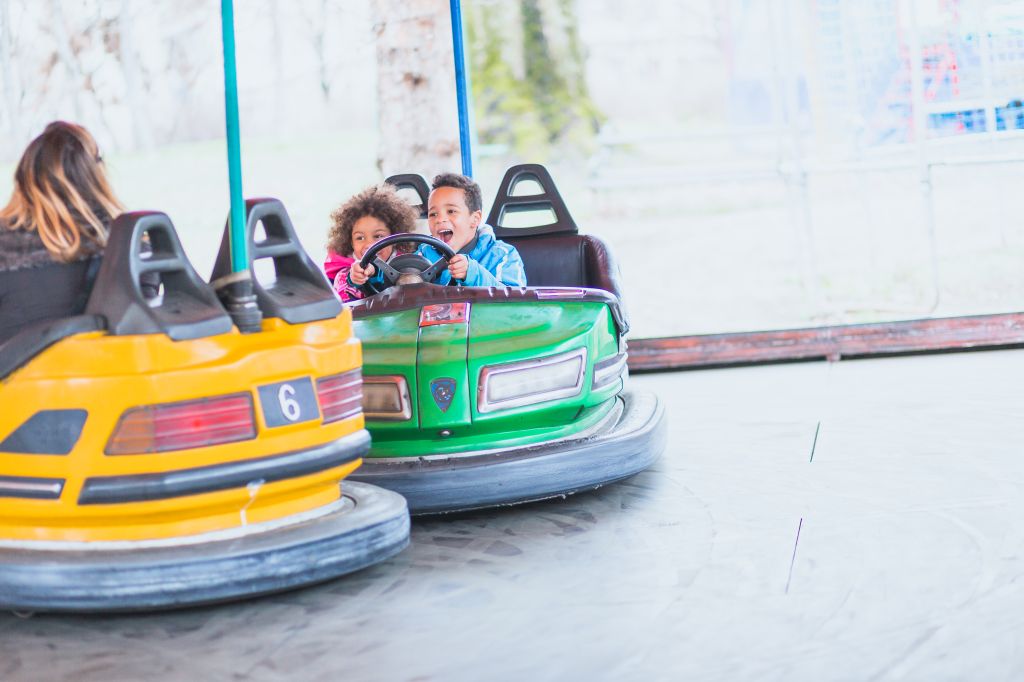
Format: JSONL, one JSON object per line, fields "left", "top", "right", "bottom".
{"left": 324, "top": 184, "right": 418, "bottom": 301}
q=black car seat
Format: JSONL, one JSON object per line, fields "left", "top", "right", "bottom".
{"left": 0, "top": 258, "right": 98, "bottom": 344}
{"left": 2, "top": 211, "right": 233, "bottom": 380}
{"left": 486, "top": 164, "right": 626, "bottom": 304}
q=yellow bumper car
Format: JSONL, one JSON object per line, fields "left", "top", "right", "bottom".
{"left": 0, "top": 208, "right": 409, "bottom": 612}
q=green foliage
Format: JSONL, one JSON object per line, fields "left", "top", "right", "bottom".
{"left": 466, "top": 0, "right": 603, "bottom": 158}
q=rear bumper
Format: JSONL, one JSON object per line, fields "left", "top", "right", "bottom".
{"left": 0, "top": 480, "right": 409, "bottom": 613}
{"left": 78, "top": 429, "right": 371, "bottom": 505}
{"left": 350, "top": 390, "right": 665, "bottom": 514}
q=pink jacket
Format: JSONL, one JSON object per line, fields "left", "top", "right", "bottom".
{"left": 324, "top": 251, "right": 362, "bottom": 302}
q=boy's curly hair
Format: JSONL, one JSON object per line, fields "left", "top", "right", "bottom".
{"left": 432, "top": 173, "right": 483, "bottom": 213}
{"left": 327, "top": 184, "right": 419, "bottom": 256}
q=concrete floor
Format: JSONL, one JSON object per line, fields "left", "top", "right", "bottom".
{"left": 3, "top": 349, "right": 1024, "bottom": 681}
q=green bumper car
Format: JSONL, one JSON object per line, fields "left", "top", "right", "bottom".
{"left": 346, "top": 164, "right": 666, "bottom": 514}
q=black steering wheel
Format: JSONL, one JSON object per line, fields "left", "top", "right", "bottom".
{"left": 358, "top": 233, "right": 458, "bottom": 293}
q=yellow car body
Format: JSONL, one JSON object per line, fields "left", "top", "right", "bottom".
{"left": 0, "top": 315, "right": 362, "bottom": 543}
{"left": 0, "top": 206, "right": 409, "bottom": 612}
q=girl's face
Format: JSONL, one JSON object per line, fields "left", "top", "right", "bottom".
{"left": 351, "top": 215, "right": 392, "bottom": 260}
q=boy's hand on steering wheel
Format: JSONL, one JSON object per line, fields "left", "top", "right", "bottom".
{"left": 448, "top": 254, "right": 469, "bottom": 281}
{"left": 350, "top": 261, "right": 375, "bottom": 285}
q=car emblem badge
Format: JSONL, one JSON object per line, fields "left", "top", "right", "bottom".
{"left": 430, "top": 378, "right": 456, "bottom": 412}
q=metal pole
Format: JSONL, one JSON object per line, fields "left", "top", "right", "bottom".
{"left": 449, "top": 0, "right": 474, "bottom": 177}
{"left": 907, "top": 0, "right": 941, "bottom": 312}
{"left": 768, "top": 0, "right": 819, "bottom": 315}
{"left": 979, "top": 0, "right": 996, "bottom": 142}
{"left": 221, "top": 0, "right": 247, "bottom": 272}
{"left": 215, "top": 0, "right": 261, "bottom": 334}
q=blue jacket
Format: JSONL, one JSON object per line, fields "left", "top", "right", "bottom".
{"left": 417, "top": 224, "right": 527, "bottom": 287}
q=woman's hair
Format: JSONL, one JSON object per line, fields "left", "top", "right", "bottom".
{"left": 0, "top": 121, "right": 123, "bottom": 262}
{"left": 327, "top": 183, "right": 419, "bottom": 256}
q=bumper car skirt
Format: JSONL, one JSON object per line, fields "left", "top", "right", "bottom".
{"left": 352, "top": 390, "right": 666, "bottom": 515}
{"left": 0, "top": 481, "right": 409, "bottom": 613}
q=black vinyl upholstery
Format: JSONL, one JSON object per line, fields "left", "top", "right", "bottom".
{"left": 0, "top": 258, "right": 98, "bottom": 345}
{"left": 501, "top": 233, "right": 625, "bottom": 304}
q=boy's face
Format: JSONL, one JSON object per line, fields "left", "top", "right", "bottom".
{"left": 427, "top": 186, "right": 481, "bottom": 253}
{"left": 351, "top": 215, "right": 392, "bottom": 261}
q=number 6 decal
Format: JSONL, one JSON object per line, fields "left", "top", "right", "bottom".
{"left": 278, "top": 384, "right": 301, "bottom": 421}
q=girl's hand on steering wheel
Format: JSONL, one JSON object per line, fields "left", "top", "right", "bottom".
{"left": 448, "top": 254, "right": 469, "bottom": 281}
{"left": 350, "top": 261, "right": 376, "bottom": 285}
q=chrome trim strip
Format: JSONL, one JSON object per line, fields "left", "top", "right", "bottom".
{"left": 593, "top": 352, "right": 628, "bottom": 390}
{"left": 0, "top": 475, "right": 64, "bottom": 499}
{"left": 78, "top": 429, "right": 370, "bottom": 505}
{"left": 535, "top": 288, "right": 587, "bottom": 299}
{"left": 477, "top": 347, "right": 587, "bottom": 414}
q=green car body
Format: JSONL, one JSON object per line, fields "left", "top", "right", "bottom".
{"left": 357, "top": 298, "right": 624, "bottom": 458}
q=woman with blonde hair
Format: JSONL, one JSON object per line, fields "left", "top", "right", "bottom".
{"left": 0, "top": 121, "right": 124, "bottom": 341}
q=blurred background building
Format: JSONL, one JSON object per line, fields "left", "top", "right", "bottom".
{"left": 1, "top": 0, "right": 1023, "bottom": 338}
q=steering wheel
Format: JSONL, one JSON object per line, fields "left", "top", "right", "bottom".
{"left": 358, "top": 233, "right": 458, "bottom": 294}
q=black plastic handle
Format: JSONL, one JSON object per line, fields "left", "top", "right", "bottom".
{"left": 487, "top": 164, "right": 578, "bottom": 238}
{"left": 385, "top": 173, "right": 431, "bottom": 219}
{"left": 87, "top": 212, "right": 232, "bottom": 340}
{"left": 210, "top": 198, "right": 342, "bottom": 324}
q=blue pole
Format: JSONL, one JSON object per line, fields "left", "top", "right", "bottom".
{"left": 449, "top": 0, "right": 473, "bottom": 177}
{"left": 221, "top": 0, "right": 247, "bottom": 273}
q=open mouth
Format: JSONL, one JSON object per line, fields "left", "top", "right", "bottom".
{"left": 437, "top": 229, "right": 454, "bottom": 244}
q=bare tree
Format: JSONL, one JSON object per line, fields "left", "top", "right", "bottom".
{"left": 371, "top": 0, "right": 460, "bottom": 177}
{"left": 43, "top": 1, "right": 123, "bottom": 145}
{"left": 116, "top": 0, "right": 153, "bottom": 150}
{"left": 46, "top": 0, "right": 84, "bottom": 121}
{"left": 298, "top": 0, "right": 332, "bottom": 102}
{"left": 0, "top": 0, "right": 21, "bottom": 145}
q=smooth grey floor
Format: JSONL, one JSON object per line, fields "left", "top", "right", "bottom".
{"left": 3, "top": 349, "right": 1024, "bottom": 681}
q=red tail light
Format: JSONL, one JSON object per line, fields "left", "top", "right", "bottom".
{"left": 107, "top": 394, "right": 256, "bottom": 455}
{"left": 317, "top": 369, "right": 363, "bottom": 424}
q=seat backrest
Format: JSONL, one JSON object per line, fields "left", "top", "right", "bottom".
{"left": 504, "top": 234, "right": 586, "bottom": 288}
{"left": 502, "top": 233, "right": 625, "bottom": 303}
{"left": 0, "top": 259, "right": 96, "bottom": 344}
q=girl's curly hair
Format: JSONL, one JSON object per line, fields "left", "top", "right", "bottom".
{"left": 327, "top": 184, "right": 419, "bottom": 256}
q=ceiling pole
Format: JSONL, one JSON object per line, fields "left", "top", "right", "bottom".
{"left": 215, "top": 0, "right": 262, "bottom": 333}
{"left": 221, "top": 0, "right": 247, "bottom": 272}
{"left": 449, "top": 0, "right": 474, "bottom": 177}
